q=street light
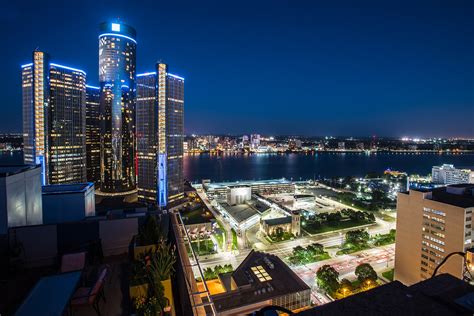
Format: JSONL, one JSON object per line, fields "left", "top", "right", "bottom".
{"left": 342, "top": 287, "right": 349, "bottom": 298}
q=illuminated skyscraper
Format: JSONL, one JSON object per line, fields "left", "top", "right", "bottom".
{"left": 22, "top": 51, "right": 50, "bottom": 181}
{"left": 22, "top": 51, "right": 87, "bottom": 184}
{"left": 98, "top": 22, "right": 136, "bottom": 193}
{"left": 86, "top": 85, "right": 101, "bottom": 186}
{"left": 136, "top": 63, "right": 184, "bottom": 206}
{"left": 48, "top": 64, "right": 87, "bottom": 184}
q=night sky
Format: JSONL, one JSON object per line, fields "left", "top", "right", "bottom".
{"left": 2, "top": 0, "right": 473, "bottom": 137}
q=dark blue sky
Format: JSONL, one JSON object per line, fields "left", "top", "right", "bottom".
{"left": 2, "top": 0, "right": 473, "bottom": 137}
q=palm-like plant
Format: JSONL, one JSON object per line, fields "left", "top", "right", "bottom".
{"left": 147, "top": 240, "right": 176, "bottom": 281}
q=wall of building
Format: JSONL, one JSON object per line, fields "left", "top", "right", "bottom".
{"left": 227, "top": 187, "right": 251, "bottom": 205}
{"left": 42, "top": 186, "right": 95, "bottom": 224}
{"left": 0, "top": 167, "right": 42, "bottom": 234}
{"left": 8, "top": 217, "right": 139, "bottom": 267}
{"left": 395, "top": 190, "right": 468, "bottom": 285}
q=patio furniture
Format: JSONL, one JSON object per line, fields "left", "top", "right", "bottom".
{"left": 60, "top": 251, "right": 86, "bottom": 273}
{"left": 15, "top": 271, "right": 82, "bottom": 316}
{"left": 71, "top": 266, "right": 109, "bottom": 315}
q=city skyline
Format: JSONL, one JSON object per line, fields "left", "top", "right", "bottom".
{"left": 3, "top": 0, "right": 474, "bottom": 137}
{"left": 3, "top": 3, "right": 474, "bottom": 315}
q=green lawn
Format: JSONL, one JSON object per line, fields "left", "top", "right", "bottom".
{"left": 378, "top": 213, "right": 396, "bottom": 222}
{"left": 191, "top": 239, "right": 216, "bottom": 256}
{"left": 268, "top": 232, "right": 294, "bottom": 243}
{"left": 382, "top": 269, "right": 394, "bottom": 281}
{"left": 231, "top": 229, "right": 238, "bottom": 250}
{"left": 304, "top": 219, "right": 373, "bottom": 235}
{"left": 372, "top": 230, "right": 396, "bottom": 246}
{"left": 214, "top": 232, "right": 224, "bottom": 250}
{"left": 214, "top": 220, "right": 226, "bottom": 250}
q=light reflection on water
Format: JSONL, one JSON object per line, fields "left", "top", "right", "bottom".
{"left": 184, "top": 152, "right": 474, "bottom": 182}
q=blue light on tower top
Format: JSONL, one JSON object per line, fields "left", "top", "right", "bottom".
{"left": 111, "top": 23, "right": 120, "bottom": 32}
{"left": 99, "top": 21, "right": 137, "bottom": 40}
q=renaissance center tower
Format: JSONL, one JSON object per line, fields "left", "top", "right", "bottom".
{"left": 98, "top": 22, "right": 136, "bottom": 193}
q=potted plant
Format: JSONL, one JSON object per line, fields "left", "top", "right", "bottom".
{"left": 130, "top": 240, "right": 176, "bottom": 315}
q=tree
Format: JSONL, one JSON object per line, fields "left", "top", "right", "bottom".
{"left": 345, "top": 229, "right": 370, "bottom": 246}
{"left": 307, "top": 243, "right": 324, "bottom": 256}
{"left": 316, "top": 265, "right": 340, "bottom": 294}
{"left": 355, "top": 263, "right": 377, "bottom": 283}
{"left": 327, "top": 212, "right": 342, "bottom": 223}
{"left": 366, "top": 212, "right": 376, "bottom": 222}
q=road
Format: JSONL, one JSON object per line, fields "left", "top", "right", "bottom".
{"left": 198, "top": 241, "right": 394, "bottom": 306}
{"left": 196, "top": 188, "right": 233, "bottom": 252}
{"left": 292, "top": 244, "right": 394, "bottom": 305}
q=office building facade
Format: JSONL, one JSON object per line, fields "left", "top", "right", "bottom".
{"left": 394, "top": 184, "right": 474, "bottom": 285}
{"left": 48, "top": 63, "right": 87, "bottom": 184}
{"left": 136, "top": 63, "right": 184, "bottom": 206}
{"left": 86, "top": 85, "right": 101, "bottom": 186}
{"left": 22, "top": 51, "right": 50, "bottom": 179}
{"left": 432, "top": 164, "right": 474, "bottom": 185}
{"left": 22, "top": 51, "right": 87, "bottom": 184}
{"left": 98, "top": 22, "right": 137, "bottom": 193}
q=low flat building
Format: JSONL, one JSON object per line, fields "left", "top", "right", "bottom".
{"left": 395, "top": 184, "right": 474, "bottom": 285}
{"left": 42, "top": 183, "right": 95, "bottom": 224}
{"left": 180, "top": 206, "right": 215, "bottom": 237}
{"left": 220, "top": 199, "right": 271, "bottom": 231}
{"left": 212, "top": 250, "right": 311, "bottom": 315}
{"left": 0, "top": 165, "right": 43, "bottom": 234}
{"left": 204, "top": 179, "right": 295, "bottom": 201}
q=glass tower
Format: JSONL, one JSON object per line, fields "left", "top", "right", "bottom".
{"left": 86, "top": 85, "right": 101, "bottom": 187}
{"left": 136, "top": 63, "right": 184, "bottom": 207}
{"left": 98, "top": 22, "right": 137, "bottom": 193}
{"left": 22, "top": 51, "right": 87, "bottom": 184}
{"left": 48, "top": 64, "right": 87, "bottom": 184}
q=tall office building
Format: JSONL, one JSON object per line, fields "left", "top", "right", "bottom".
{"left": 22, "top": 51, "right": 87, "bottom": 184}
{"left": 432, "top": 164, "right": 474, "bottom": 185}
{"left": 394, "top": 184, "right": 474, "bottom": 285}
{"left": 86, "top": 85, "right": 101, "bottom": 186}
{"left": 22, "top": 51, "right": 50, "bottom": 179}
{"left": 98, "top": 22, "right": 136, "bottom": 193}
{"left": 136, "top": 63, "right": 184, "bottom": 207}
{"left": 48, "top": 64, "right": 87, "bottom": 184}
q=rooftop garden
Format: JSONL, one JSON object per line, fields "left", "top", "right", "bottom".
{"left": 180, "top": 204, "right": 215, "bottom": 225}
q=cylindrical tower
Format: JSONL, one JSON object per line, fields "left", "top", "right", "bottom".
{"left": 98, "top": 22, "right": 137, "bottom": 193}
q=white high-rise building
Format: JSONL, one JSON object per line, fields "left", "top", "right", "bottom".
{"left": 432, "top": 164, "right": 474, "bottom": 185}
{"left": 250, "top": 134, "right": 261, "bottom": 149}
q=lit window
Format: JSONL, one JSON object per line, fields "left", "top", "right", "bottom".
{"left": 251, "top": 265, "right": 272, "bottom": 282}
